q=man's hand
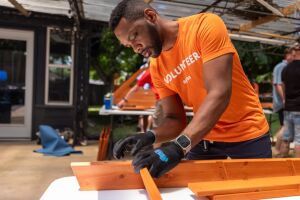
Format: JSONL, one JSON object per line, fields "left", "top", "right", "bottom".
{"left": 117, "top": 98, "right": 127, "bottom": 108}
{"left": 132, "top": 142, "right": 184, "bottom": 178}
{"left": 113, "top": 131, "right": 155, "bottom": 159}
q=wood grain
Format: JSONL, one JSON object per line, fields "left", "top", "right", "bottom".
{"left": 97, "top": 127, "right": 110, "bottom": 161}
{"left": 140, "top": 168, "right": 162, "bottom": 200}
{"left": 188, "top": 176, "right": 300, "bottom": 196}
{"left": 211, "top": 188, "right": 300, "bottom": 200}
{"left": 71, "top": 158, "right": 300, "bottom": 191}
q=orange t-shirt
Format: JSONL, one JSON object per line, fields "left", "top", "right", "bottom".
{"left": 150, "top": 13, "right": 269, "bottom": 142}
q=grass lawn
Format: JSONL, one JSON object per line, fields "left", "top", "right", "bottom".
{"left": 265, "top": 113, "right": 281, "bottom": 137}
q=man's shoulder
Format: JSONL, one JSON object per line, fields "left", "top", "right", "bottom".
{"left": 179, "top": 13, "right": 219, "bottom": 23}
{"left": 274, "top": 61, "right": 287, "bottom": 70}
{"left": 288, "top": 60, "right": 300, "bottom": 67}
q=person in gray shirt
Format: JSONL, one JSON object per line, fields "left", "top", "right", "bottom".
{"left": 273, "top": 48, "right": 293, "bottom": 157}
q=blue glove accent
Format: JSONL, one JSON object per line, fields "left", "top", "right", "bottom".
{"left": 154, "top": 149, "right": 169, "bottom": 162}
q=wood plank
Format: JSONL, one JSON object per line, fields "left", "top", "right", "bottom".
{"left": 113, "top": 68, "right": 144, "bottom": 104}
{"left": 121, "top": 106, "right": 151, "bottom": 111}
{"left": 239, "top": 3, "right": 298, "bottom": 31}
{"left": 211, "top": 188, "right": 300, "bottom": 200}
{"left": 140, "top": 168, "right": 162, "bottom": 200}
{"left": 97, "top": 127, "right": 111, "bottom": 161}
{"left": 96, "top": 129, "right": 105, "bottom": 161}
{"left": 71, "top": 158, "right": 300, "bottom": 191}
{"left": 188, "top": 176, "right": 300, "bottom": 196}
{"left": 100, "top": 128, "right": 110, "bottom": 160}
{"left": 71, "top": 161, "right": 144, "bottom": 190}
{"left": 8, "top": 0, "right": 31, "bottom": 16}
{"left": 256, "top": 0, "right": 284, "bottom": 17}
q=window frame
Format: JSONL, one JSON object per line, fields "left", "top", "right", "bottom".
{"left": 45, "top": 27, "right": 74, "bottom": 106}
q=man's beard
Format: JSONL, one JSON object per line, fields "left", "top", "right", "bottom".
{"left": 146, "top": 24, "right": 163, "bottom": 58}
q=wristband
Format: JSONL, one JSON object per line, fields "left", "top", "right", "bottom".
{"left": 146, "top": 129, "right": 156, "bottom": 143}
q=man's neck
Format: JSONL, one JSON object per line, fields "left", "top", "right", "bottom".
{"left": 160, "top": 19, "right": 179, "bottom": 51}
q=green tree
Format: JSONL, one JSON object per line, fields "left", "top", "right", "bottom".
{"left": 90, "top": 26, "right": 286, "bottom": 92}
{"left": 233, "top": 40, "right": 285, "bottom": 83}
{"left": 90, "top": 26, "right": 143, "bottom": 90}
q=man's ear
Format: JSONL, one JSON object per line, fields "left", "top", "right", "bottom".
{"left": 144, "top": 8, "right": 157, "bottom": 23}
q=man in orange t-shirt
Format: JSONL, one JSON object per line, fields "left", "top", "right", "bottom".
{"left": 110, "top": 0, "right": 271, "bottom": 178}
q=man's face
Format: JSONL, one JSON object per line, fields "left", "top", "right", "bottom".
{"left": 286, "top": 53, "right": 293, "bottom": 63}
{"left": 114, "top": 17, "right": 163, "bottom": 58}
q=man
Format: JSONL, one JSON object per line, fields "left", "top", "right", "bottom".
{"left": 272, "top": 48, "right": 293, "bottom": 157}
{"left": 110, "top": 0, "right": 271, "bottom": 178}
{"left": 281, "top": 44, "right": 300, "bottom": 157}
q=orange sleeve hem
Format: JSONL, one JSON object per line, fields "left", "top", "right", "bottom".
{"left": 202, "top": 46, "right": 235, "bottom": 64}
{"left": 157, "top": 90, "right": 176, "bottom": 100}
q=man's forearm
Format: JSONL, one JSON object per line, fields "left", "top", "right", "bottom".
{"left": 153, "top": 113, "right": 187, "bottom": 143}
{"left": 275, "top": 84, "right": 285, "bottom": 102}
{"left": 183, "top": 90, "right": 231, "bottom": 147}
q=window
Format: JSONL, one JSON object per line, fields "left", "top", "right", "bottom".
{"left": 45, "top": 28, "right": 74, "bottom": 105}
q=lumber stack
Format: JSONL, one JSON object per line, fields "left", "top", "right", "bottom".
{"left": 96, "top": 127, "right": 111, "bottom": 161}
{"left": 71, "top": 158, "right": 300, "bottom": 199}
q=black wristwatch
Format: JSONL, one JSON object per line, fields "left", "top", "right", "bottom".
{"left": 173, "top": 134, "right": 192, "bottom": 155}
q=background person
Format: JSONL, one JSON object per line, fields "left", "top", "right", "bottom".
{"left": 281, "top": 44, "right": 300, "bottom": 157}
{"left": 272, "top": 48, "right": 293, "bottom": 157}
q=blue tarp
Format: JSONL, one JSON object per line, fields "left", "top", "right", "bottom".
{"left": 34, "top": 125, "right": 82, "bottom": 156}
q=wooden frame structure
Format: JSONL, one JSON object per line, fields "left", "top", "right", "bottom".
{"left": 71, "top": 158, "right": 300, "bottom": 199}
{"left": 71, "top": 158, "right": 300, "bottom": 189}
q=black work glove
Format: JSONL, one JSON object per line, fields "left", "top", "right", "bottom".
{"left": 113, "top": 130, "right": 155, "bottom": 159}
{"left": 132, "top": 142, "right": 184, "bottom": 178}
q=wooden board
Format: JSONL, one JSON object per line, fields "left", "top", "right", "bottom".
{"left": 140, "top": 168, "right": 162, "bottom": 200}
{"left": 121, "top": 105, "right": 151, "bottom": 111}
{"left": 113, "top": 68, "right": 144, "bottom": 104}
{"left": 71, "top": 158, "right": 300, "bottom": 191}
{"left": 188, "top": 176, "right": 300, "bottom": 196}
{"left": 97, "top": 127, "right": 110, "bottom": 161}
{"left": 211, "top": 188, "right": 300, "bottom": 200}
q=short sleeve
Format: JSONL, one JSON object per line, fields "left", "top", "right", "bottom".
{"left": 273, "top": 64, "right": 283, "bottom": 85}
{"left": 196, "top": 14, "right": 235, "bottom": 63}
{"left": 137, "top": 70, "right": 151, "bottom": 87}
{"left": 149, "top": 60, "right": 176, "bottom": 99}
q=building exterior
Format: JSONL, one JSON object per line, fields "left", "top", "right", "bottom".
{"left": 0, "top": 6, "right": 102, "bottom": 141}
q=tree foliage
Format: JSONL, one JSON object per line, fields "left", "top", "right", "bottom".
{"left": 91, "top": 26, "right": 286, "bottom": 90}
{"left": 233, "top": 40, "right": 285, "bottom": 83}
{"left": 90, "top": 26, "right": 143, "bottom": 89}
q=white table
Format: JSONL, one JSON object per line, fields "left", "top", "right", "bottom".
{"left": 99, "top": 106, "right": 194, "bottom": 116}
{"left": 41, "top": 176, "right": 300, "bottom": 200}
{"left": 40, "top": 176, "right": 201, "bottom": 200}
{"left": 100, "top": 106, "right": 272, "bottom": 117}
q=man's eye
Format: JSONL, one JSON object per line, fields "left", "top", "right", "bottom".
{"left": 129, "top": 33, "right": 137, "bottom": 41}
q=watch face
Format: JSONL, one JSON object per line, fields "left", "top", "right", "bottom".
{"left": 177, "top": 135, "right": 191, "bottom": 148}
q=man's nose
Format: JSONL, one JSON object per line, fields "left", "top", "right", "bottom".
{"left": 132, "top": 43, "right": 142, "bottom": 54}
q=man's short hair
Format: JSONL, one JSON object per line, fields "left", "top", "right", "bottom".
{"left": 109, "top": 0, "right": 154, "bottom": 31}
{"left": 291, "top": 43, "right": 300, "bottom": 51}
{"left": 284, "top": 47, "right": 293, "bottom": 55}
